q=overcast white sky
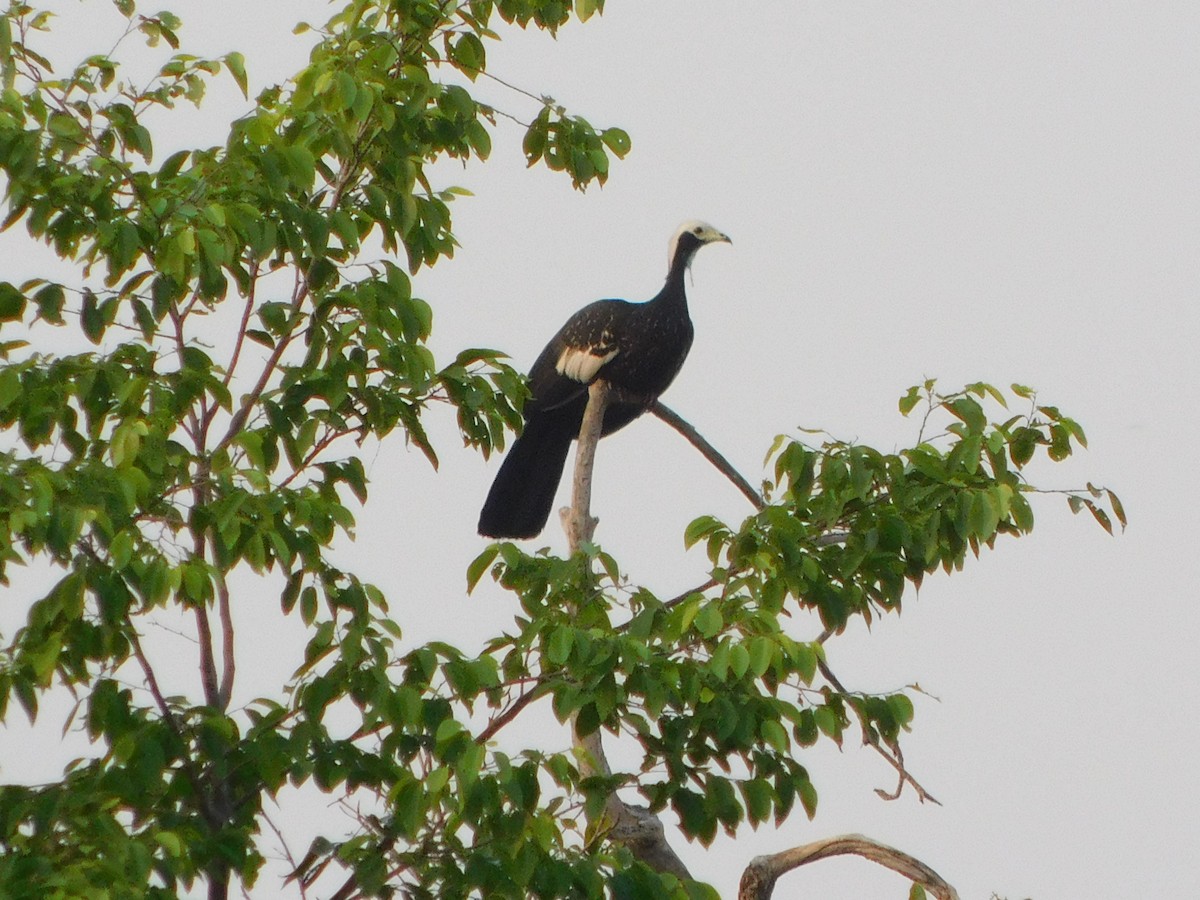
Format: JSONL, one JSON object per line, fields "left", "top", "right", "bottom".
{"left": 2, "top": 2, "right": 1198, "bottom": 898}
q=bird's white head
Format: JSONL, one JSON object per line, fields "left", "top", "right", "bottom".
{"left": 668, "top": 220, "right": 732, "bottom": 274}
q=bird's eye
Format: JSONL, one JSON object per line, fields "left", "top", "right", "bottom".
{"left": 692, "top": 226, "right": 703, "bottom": 235}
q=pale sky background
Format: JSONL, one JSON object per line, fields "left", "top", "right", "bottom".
{"left": 1, "top": 2, "right": 1198, "bottom": 898}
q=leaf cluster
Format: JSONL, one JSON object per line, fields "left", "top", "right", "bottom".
{"left": 0, "top": 0, "right": 640, "bottom": 896}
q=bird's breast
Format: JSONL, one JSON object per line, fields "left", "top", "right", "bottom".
{"left": 602, "top": 309, "right": 694, "bottom": 399}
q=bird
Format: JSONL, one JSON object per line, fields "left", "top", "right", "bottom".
{"left": 478, "top": 220, "right": 731, "bottom": 539}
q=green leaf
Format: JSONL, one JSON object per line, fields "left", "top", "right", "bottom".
{"left": 747, "top": 636, "right": 774, "bottom": 678}
{"left": 797, "top": 774, "right": 818, "bottom": 819}
{"left": 466, "top": 545, "right": 500, "bottom": 593}
{"left": 110, "top": 531, "right": 134, "bottom": 570}
{"left": 740, "top": 778, "right": 773, "bottom": 827}
{"left": 299, "top": 586, "right": 318, "bottom": 624}
{"left": 760, "top": 718, "right": 789, "bottom": 753}
{"left": 0, "top": 283, "right": 26, "bottom": 321}
{"left": 684, "top": 514, "right": 723, "bottom": 549}
{"left": 156, "top": 831, "right": 183, "bottom": 857}
{"left": 547, "top": 626, "right": 574, "bottom": 665}
{"left": 452, "top": 33, "right": 486, "bottom": 77}
{"left": 224, "top": 51, "right": 248, "bottom": 97}
{"left": 48, "top": 111, "right": 85, "bottom": 142}
{"left": 814, "top": 706, "right": 840, "bottom": 741}
{"left": 887, "top": 693, "right": 915, "bottom": 729}
{"left": 600, "top": 127, "right": 631, "bottom": 157}
{"left": 693, "top": 602, "right": 723, "bottom": 638}
{"left": 791, "top": 642, "right": 817, "bottom": 684}
{"left": 898, "top": 385, "right": 921, "bottom": 416}
{"left": 32, "top": 283, "right": 65, "bottom": 323}
{"left": 81, "top": 290, "right": 105, "bottom": 343}
{"left": 946, "top": 396, "right": 986, "bottom": 433}
{"left": 729, "top": 642, "right": 751, "bottom": 679}
{"left": 1107, "top": 489, "right": 1127, "bottom": 529}
{"left": 709, "top": 640, "right": 730, "bottom": 680}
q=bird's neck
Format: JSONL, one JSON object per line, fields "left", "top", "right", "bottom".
{"left": 652, "top": 264, "right": 690, "bottom": 311}
{"left": 655, "top": 247, "right": 698, "bottom": 305}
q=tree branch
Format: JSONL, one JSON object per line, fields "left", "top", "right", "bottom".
{"left": 651, "top": 401, "right": 762, "bottom": 509}
{"left": 194, "top": 604, "right": 222, "bottom": 710}
{"left": 214, "top": 268, "right": 308, "bottom": 455}
{"left": 737, "top": 834, "right": 960, "bottom": 900}
{"left": 215, "top": 569, "right": 235, "bottom": 712}
{"left": 127, "top": 623, "right": 221, "bottom": 830}
{"left": 214, "top": 125, "right": 371, "bottom": 458}
{"left": 476, "top": 683, "right": 541, "bottom": 744}
{"left": 562, "top": 380, "right": 608, "bottom": 547}
{"left": 563, "top": 380, "right": 693, "bottom": 882}
{"left": 222, "top": 262, "right": 259, "bottom": 385}
{"left": 816, "top": 656, "right": 941, "bottom": 806}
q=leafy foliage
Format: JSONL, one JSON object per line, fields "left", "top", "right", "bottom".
{"left": 471, "top": 381, "right": 1121, "bottom": 862}
{"left": 0, "top": 2, "right": 1119, "bottom": 898}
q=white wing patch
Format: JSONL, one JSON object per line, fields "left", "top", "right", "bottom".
{"left": 556, "top": 345, "right": 619, "bottom": 383}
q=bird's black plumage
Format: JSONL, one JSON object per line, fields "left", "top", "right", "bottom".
{"left": 478, "top": 221, "right": 730, "bottom": 539}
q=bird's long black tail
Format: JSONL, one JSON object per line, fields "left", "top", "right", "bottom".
{"left": 478, "top": 411, "right": 577, "bottom": 539}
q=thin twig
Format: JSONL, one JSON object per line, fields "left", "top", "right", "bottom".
{"left": 476, "top": 685, "right": 540, "bottom": 744}
{"left": 214, "top": 132, "right": 366, "bottom": 457}
{"left": 816, "top": 656, "right": 941, "bottom": 806}
{"left": 219, "top": 260, "right": 259, "bottom": 392}
{"left": 214, "top": 269, "right": 308, "bottom": 454}
{"left": 263, "top": 809, "right": 311, "bottom": 900}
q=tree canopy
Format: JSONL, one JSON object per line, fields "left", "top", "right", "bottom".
{"left": 0, "top": 2, "right": 1121, "bottom": 898}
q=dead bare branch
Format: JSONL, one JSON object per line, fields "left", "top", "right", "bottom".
{"left": 738, "top": 833, "right": 960, "bottom": 900}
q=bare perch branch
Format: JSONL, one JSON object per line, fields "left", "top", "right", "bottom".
{"left": 563, "top": 381, "right": 693, "bottom": 882}
{"left": 737, "top": 834, "right": 960, "bottom": 900}
{"left": 651, "top": 401, "right": 763, "bottom": 509}
{"left": 562, "top": 380, "right": 609, "bottom": 547}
